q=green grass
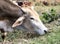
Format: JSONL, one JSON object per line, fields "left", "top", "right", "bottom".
{"left": 0, "top": 6, "right": 60, "bottom": 44}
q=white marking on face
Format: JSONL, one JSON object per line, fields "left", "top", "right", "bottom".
{"left": 30, "top": 17, "right": 48, "bottom": 35}
{"left": 24, "top": 6, "right": 48, "bottom": 35}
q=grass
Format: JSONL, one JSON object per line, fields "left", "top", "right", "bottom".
{"left": 34, "top": 6, "right": 60, "bottom": 14}
{"left": 3, "top": 21, "right": 60, "bottom": 44}
{"left": 0, "top": 6, "right": 60, "bottom": 44}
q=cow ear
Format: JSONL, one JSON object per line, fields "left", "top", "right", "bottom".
{"left": 12, "top": 16, "right": 25, "bottom": 27}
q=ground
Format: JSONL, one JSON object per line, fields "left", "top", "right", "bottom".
{"left": 0, "top": 6, "right": 60, "bottom": 44}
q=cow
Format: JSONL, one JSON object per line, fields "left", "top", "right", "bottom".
{"left": 12, "top": 1, "right": 48, "bottom": 35}
{"left": 0, "top": 0, "right": 48, "bottom": 41}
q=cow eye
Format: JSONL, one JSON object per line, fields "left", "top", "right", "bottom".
{"left": 30, "top": 18, "right": 34, "bottom": 20}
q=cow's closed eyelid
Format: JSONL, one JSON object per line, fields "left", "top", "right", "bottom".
{"left": 30, "top": 18, "right": 34, "bottom": 20}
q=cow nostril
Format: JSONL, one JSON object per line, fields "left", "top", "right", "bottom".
{"left": 44, "top": 30, "right": 47, "bottom": 33}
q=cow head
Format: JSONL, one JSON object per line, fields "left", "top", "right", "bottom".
{"left": 12, "top": 2, "right": 48, "bottom": 35}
